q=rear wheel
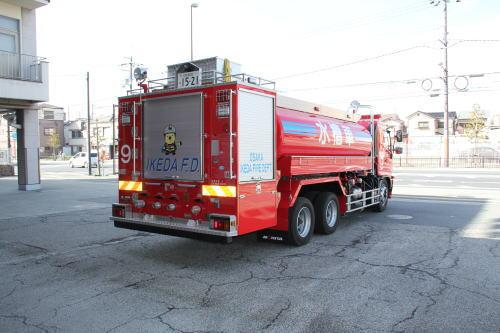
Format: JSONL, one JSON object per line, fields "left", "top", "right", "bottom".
{"left": 373, "top": 179, "right": 389, "bottom": 212}
{"left": 314, "top": 192, "right": 340, "bottom": 234}
{"left": 303, "top": 191, "right": 319, "bottom": 204}
{"left": 288, "top": 197, "right": 315, "bottom": 246}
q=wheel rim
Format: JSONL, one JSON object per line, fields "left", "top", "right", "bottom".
{"left": 325, "top": 200, "right": 338, "bottom": 227}
{"left": 297, "top": 206, "right": 312, "bottom": 238}
{"left": 380, "top": 183, "right": 388, "bottom": 205}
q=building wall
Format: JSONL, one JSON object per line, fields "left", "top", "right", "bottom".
{"left": 38, "top": 107, "right": 65, "bottom": 157}
{"left": 64, "top": 119, "right": 88, "bottom": 156}
{"left": 407, "top": 114, "right": 436, "bottom": 137}
{"left": 21, "top": 7, "right": 36, "bottom": 55}
{"left": 39, "top": 119, "right": 64, "bottom": 156}
{"left": 0, "top": 0, "right": 48, "bottom": 102}
{"left": 0, "top": 1, "right": 21, "bottom": 20}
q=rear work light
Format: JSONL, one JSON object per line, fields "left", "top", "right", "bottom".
{"left": 112, "top": 204, "right": 126, "bottom": 218}
{"left": 209, "top": 215, "right": 231, "bottom": 232}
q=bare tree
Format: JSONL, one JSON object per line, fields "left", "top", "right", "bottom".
{"left": 48, "top": 131, "right": 61, "bottom": 160}
{"left": 464, "top": 104, "right": 487, "bottom": 156}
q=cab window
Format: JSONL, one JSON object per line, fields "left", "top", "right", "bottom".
{"left": 383, "top": 131, "right": 391, "bottom": 150}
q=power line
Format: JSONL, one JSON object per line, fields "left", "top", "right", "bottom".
{"left": 448, "top": 39, "right": 500, "bottom": 48}
{"left": 282, "top": 71, "right": 500, "bottom": 92}
{"left": 318, "top": 83, "right": 500, "bottom": 105}
{"left": 274, "top": 44, "right": 434, "bottom": 80}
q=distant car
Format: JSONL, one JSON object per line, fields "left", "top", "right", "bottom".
{"left": 69, "top": 152, "right": 98, "bottom": 168}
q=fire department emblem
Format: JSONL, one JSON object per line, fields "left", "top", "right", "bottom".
{"left": 161, "top": 124, "right": 182, "bottom": 155}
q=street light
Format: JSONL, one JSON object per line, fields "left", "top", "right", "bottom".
{"left": 190, "top": 3, "right": 199, "bottom": 61}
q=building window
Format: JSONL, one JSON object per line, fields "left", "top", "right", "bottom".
{"left": 0, "top": 15, "right": 19, "bottom": 53}
{"left": 44, "top": 128, "right": 55, "bottom": 136}
{"left": 71, "top": 130, "right": 83, "bottom": 138}
{"left": 437, "top": 121, "right": 444, "bottom": 129}
{"left": 418, "top": 121, "right": 429, "bottom": 129}
{"left": 44, "top": 110, "right": 54, "bottom": 120}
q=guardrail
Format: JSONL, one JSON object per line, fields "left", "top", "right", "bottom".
{"left": 394, "top": 157, "right": 500, "bottom": 168}
{"left": 0, "top": 50, "right": 45, "bottom": 82}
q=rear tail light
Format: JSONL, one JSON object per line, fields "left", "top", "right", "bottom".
{"left": 112, "top": 204, "right": 126, "bottom": 218}
{"left": 209, "top": 216, "right": 231, "bottom": 231}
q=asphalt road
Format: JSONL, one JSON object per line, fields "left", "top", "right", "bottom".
{"left": 0, "top": 167, "right": 498, "bottom": 332}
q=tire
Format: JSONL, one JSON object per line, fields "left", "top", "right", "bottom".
{"left": 314, "top": 192, "right": 340, "bottom": 234}
{"left": 373, "top": 179, "right": 389, "bottom": 212}
{"left": 288, "top": 197, "right": 315, "bottom": 246}
{"left": 70, "top": 162, "right": 74, "bottom": 168}
{"left": 304, "top": 191, "right": 320, "bottom": 204}
{"left": 83, "top": 162, "right": 88, "bottom": 169}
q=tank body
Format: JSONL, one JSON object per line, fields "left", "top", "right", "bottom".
{"left": 276, "top": 107, "right": 372, "bottom": 158}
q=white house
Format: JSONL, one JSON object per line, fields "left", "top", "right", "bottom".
{"left": 64, "top": 118, "right": 87, "bottom": 156}
{"left": 406, "top": 111, "right": 457, "bottom": 137}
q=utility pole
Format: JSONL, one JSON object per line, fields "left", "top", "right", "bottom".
{"left": 112, "top": 104, "right": 117, "bottom": 175}
{"left": 431, "top": 0, "right": 460, "bottom": 167}
{"left": 6, "top": 121, "right": 11, "bottom": 164}
{"left": 86, "top": 71, "right": 92, "bottom": 175}
{"left": 121, "top": 56, "right": 137, "bottom": 92}
{"left": 96, "top": 121, "right": 101, "bottom": 176}
{"left": 191, "top": 3, "right": 199, "bottom": 61}
{"left": 443, "top": 0, "right": 450, "bottom": 167}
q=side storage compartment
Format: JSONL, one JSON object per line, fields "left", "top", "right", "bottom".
{"left": 236, "top": 89, "right": 278, "bottom": 235}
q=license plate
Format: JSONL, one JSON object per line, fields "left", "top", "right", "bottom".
{"left": 178, "top": 71, "right": 201, "bottom": 88}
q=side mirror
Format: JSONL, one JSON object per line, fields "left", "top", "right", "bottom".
{"left": 394, "top": 146, "right": 403, "bottom": 155}
{"left": 395, "top": 130, "right": 403, "bottom": 142}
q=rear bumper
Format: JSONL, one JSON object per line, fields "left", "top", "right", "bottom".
{"left": 110, "top": 204, "right": 237, "bottom": 238}
{"left": 113, "top": 220, "right": 233, "bottom": 243}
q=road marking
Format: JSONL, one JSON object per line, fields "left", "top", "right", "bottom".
{"left": 387, "top": 214, "right": 413, "bottom": 220}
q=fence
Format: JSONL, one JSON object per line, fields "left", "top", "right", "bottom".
{"left": 0, "top": 50, "right": 44, "bottom": 82}
{"left": 394, "top": 157, "right": 500, "bottom": 168}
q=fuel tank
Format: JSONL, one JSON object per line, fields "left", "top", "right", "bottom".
{"left": 276, "top": 107, "right": 372, "bottom": 158}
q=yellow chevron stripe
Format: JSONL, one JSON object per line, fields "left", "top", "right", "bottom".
{"left": 202, "top": 185, "right": 236, "bottom": 198}
{"left": 119, "top": 181, "right": 143, "bottom": 191}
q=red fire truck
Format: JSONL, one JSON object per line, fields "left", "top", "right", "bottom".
{"left": 111, "top": 58, "right": 402, "bottom": 246}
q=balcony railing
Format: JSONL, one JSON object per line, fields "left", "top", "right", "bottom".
{"left": 0, "top": 50, "right": 46, "bottom": 82}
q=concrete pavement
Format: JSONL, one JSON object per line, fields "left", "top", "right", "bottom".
{"left": 0, "top": 167, "right": 498, "bottom": 332}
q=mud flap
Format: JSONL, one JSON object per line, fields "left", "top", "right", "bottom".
{"left": 257, "top": 229, "right": 288, "bottom": 243}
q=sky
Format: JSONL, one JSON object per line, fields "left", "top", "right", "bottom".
{"left": 36, "top": 0, "right": 500, "bottom": 120}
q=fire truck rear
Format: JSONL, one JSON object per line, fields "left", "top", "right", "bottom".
{"left": 111, "top": 57, "right": 402, "bottom": 246}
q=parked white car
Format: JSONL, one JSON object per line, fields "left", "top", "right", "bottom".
{"left": 69, "top": 152, "right": 98, "bottom": 168}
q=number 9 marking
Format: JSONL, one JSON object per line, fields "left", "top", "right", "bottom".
{"left": 120, "top": 144, "right": 131, "bottom": 164}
